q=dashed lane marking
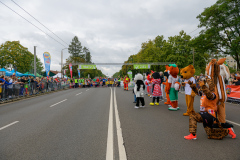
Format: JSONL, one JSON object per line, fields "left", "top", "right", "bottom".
{"left": 76, "top": 92, "right": 82, "bottom": 96}
{"left": 0, "top": 121, "right": 19, "bottom": 131}
{"left": 50, "top": 99, "right": 67, "bottom": 107}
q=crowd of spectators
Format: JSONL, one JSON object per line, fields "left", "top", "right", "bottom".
{"left": 0, "top": 75, "right": 122, "bottom": 100}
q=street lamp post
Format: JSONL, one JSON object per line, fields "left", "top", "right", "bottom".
{"left": 61, "top": 48, "right": 68, "bottom": 78}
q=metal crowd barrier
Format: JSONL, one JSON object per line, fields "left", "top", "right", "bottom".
{"left": 0, "top": 81, "right": 71, "bottom": 103}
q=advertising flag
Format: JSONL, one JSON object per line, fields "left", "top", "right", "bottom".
{"left": 69, "top": 63, "right": 72, "bottom": 78}
{"left": 78, "top": 69, "right": 80, "bottom": 78}
{"left": 127, "top": 70, "right": 132, "bottom": 81}
{"left": 43, "top": 52, "right": 51, "bottom": 77}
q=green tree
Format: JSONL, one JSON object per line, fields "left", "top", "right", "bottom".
{"left": 0, "top": 41, "right": 43, "bottom": 73}
{"left": 83, "top": 47, "right": 92, "bottom": 63}
{"left": 197, "top": 0, "right": 240, "bottom": 70}
{"left": 68, "top": 36, "right": 83, "bottom": 58}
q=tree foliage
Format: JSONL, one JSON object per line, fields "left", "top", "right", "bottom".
{"left": 197, "top": 0, "right": 240, "bottom": 70}
{"left": 0, "top": 41, "right": 43, "bottom": 73}
{"left": 68, "top": 36, "right": 83, "bottom": 58}
{"left": 116, "top": 31, "right": 208, "bottom": 77}
{"left": 64, "top": 36, "right": 103, "bottom": 78}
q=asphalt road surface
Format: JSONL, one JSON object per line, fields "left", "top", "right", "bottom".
{"left": 0, "top": 87, "right": 239, "bottom": 160}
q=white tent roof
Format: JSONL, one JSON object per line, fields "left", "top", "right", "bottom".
{"left": 52, "top": 73, "right": 67, "bottom": 78}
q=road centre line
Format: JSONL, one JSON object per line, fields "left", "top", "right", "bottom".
{"left": 0, "top": 121, "right": 19, "bottom": 131}
{"left": 76, "top": 92, "right": 82, "bottom": 96}
{"left": 50, "top": 99, "right": 67, "bottom": 107}
{"left": 106, "top": 88, "right": 113, "bottom": 160}
{"left": 226, "top": 120, "right": 240, "bottom": 127}
{"left": 114, "top": 87, "right": 127, "bottom": 160}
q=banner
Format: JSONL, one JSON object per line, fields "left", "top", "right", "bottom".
{"left": 78, "top": 69, "right": 80, "bottom": 78}
{"left": 134, "top": 64, "right": 150, "bottom": 69}
{"left": 127, "top": 70, "right": 132, "bottom": 81}
{"left": 69, "top": 63, "right": 72, "bottom": 78}
{"left": 78, "top": 65, "right": 96, "bottom": 69}
{"left": 226, "top": 85, "right": 240, "bottom": 100}
{"left": 43, "top": 52, "right": 51, "bottom": 77}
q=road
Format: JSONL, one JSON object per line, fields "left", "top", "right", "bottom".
{"left": 0, "top": 87, "right": 239, "bottom": 160}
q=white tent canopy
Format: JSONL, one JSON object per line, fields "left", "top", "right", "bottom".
{"left": 52, "top": 73, "right": 67, "bottom": 78}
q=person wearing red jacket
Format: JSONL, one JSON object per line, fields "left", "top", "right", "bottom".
{"left": 124, "top": 75, "right": 130, "bottom": 91}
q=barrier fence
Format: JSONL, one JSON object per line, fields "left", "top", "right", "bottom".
{"left": 0, "top": 82, "right": 70, "bottom": 103}
{"left": 226, "top": 85, "right": 240, "bottom": 104}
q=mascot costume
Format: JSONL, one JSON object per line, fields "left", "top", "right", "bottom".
{"left": 124, "top": 75, "right": 130, "bottom": 91}
{"left": 145, "top": 71, "right": 153, "bottom": 97}
{"left": 162, "top": 65, "right": 170, "bottom": 105}
{"left": 206, "top": 58, "right": 234, "bottom": 129}
{"left": 150, "top": 72, "right": 162, "bottom": 106}
{"left": 166, "top": 64, "right": 181, "bottom": 111}
{"left": 180, "top": 65, "right": 196, "bottom": 116}
{"left": 184, "top": 77, "right": 236, "bottom": 140}
{"left": 134, "top": 73, "right": 145, "bottom": 108}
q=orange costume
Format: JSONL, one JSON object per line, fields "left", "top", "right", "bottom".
{"left": 162, "top": 65, "right": 170, "bottom": 105}
{"left": 124, "top": 76, "right": 130, "bottom": 90}
{"left": 184, "top": 78, "right": 236, "bottom": 140}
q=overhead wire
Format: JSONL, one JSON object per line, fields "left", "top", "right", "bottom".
{"left": 187, "top": 2, "right": 221, "bottom": 37}
{"left": 0, "top": 1, "right": 67, "bottom": 48}
{"left": 11, "top": 0, "right": 69, "bottom": 46}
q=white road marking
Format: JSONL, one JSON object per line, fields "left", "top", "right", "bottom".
{"left": 76, "top": 92, "right": 82, "bottom": 96}
{"left": 226, "top": 120, "right": 240, "bottom": 127}
{"left": 0, "top": 121, "right": 19, "bottom": 131}
{"left": 86, "top": 89, "right": 89, "bottom": 91}
{"left": 106, "top": 87, "right": 113, "bottom": 160}
{"left": 114, "top": 87, "right": 127, "bottom": 160}
{"left": 50, "top": 99, "right": 67, "bottom": 107}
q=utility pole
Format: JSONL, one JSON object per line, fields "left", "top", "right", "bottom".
{"left": 61, "top": 48, "right": 67, "bottom": 78}
{"left": 34, "top": 46, "right": 36, "bottom": 76}
{"left": 193, "top": 48, "right": 195, "bottom": 67}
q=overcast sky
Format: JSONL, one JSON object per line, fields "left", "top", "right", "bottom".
{"left": 0, "top": 0, "right": 217, "bottom": 76}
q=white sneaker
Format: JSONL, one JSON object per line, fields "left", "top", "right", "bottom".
{"left": 140, "top": 106, "right": 145, "bottom": 108}
{"left": 168, "top": 106, "right": 178, "bottom": 111}
{"left": 134, "top": 106, "right": 139, "bottom": 109}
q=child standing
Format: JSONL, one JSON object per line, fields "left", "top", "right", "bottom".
{"left": 134, "top": 73, "right": 145, "bottom": 109}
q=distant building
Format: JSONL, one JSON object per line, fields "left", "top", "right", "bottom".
{"left": 225, "top": 55, "right": 237, "bottom": 70}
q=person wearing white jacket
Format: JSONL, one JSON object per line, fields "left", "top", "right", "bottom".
{"left": 134, "top": 73, "right": 145, "bottom": 109}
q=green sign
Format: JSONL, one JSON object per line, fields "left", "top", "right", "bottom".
{"left": 127, "top": 70, "right": 132, "bottom": 80}
{"left": 134, "top": 64, "right": 150, "bottom": 69}
{"left": 78, "top": 65, "right": 96, "bottom": 69}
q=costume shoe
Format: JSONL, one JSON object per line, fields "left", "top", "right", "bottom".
{"left": 228, "top": 128, "right": 236, "bottom": 138}
{"left": 168, "top": 106, "right": 178, "bottom": 111}
{"left": 150, "top": 102, "right": 154, "bottom": 106}
{"left": 184, "top": 133, "right": 197, "bottom": 140}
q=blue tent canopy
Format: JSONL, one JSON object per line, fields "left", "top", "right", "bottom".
{"left": 10, "top": 69, "right": 23, "bottom": 77}
{"left": 0, "top": 68, "right": 9, "bottom": 72}
{"left": 0, "top": 68, "right": 24, "bottom": 77}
